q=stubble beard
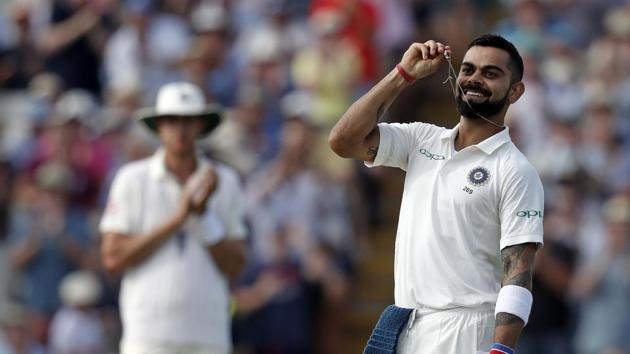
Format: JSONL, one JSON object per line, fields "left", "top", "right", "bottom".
{"left": 456, "top": 87, "right": 509, "bottom": 120}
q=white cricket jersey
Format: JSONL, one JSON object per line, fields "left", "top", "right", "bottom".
{"left": 367, "top": 122, "right": 544, "bottom": 310}
{"left": 99, "top": 149, "right": 247, "bottom": 352}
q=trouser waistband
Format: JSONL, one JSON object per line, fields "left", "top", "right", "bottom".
{"left": 407, "top": 303, "right": 495, "bottom": 317}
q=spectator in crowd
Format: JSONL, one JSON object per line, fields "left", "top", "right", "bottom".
{"left": 571, "top": 193, "right": 630, "bottom": 354}
{"left": 237, "top": 90, "right": 353, "bottom": 354}
{"left": 292, "top": 9, "right": 360, "bottom": 129}
{"left": 139, "top": 0, "right": 194, "bottom": 102}
{"left": 518, "top": 178, "right": 579, "bottom": 354}
{"left": 99, "top": 82, "right": 247, "bottom": 354}
{"left": 310, "top": 0, "right": 380, "bottom": 85}
{"left": 102, "top": 0, "right": 153, "bottom": 99}
{"left": 48, "top": 270, "right": 105, "bottom": 354}
{"left": 97, "top": 83, "right": 148, "bottom": 179}
{"left": 0, "top": 301, "right": 45, "bottom": 354}
{"left": 104, "top": 0, "right": 194, "bottom": 104}
{"left": 0, "top": 159, "right": 15, "bottom": 312}
{"left": 495, "top": 0, "right": 551, "bottom": 56}
{"left": 0, "top": 0, "right": 43, "bottom": 89}
{"left": 36, "top": 0, "right": 117, "bottom": 95}
{"left": 233, "top": 224, "right": 318, "bottom": 354}
{"left": 291, "top": 10, "right": 361, "bottom": 181}
{"left": 241, "top": 26, "right": 294, "bottom": 155}
{"left": 8, "top": 160, "right": 92, "bottom": 347}
{"left": 26, "top": 89, "right": 110, "bottom": 208}
{"left": 205, "top": 84, "right": 272, "bottom": 176}
{"left": 188, "top": 1, "right": 241, "bottom": 107}
{"left": 245, "top": 90, "right": 354, "bottom": 270}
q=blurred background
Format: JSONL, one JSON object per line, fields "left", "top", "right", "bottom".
{"left": 0, "top": 0, "right": 628, "bottom": 353}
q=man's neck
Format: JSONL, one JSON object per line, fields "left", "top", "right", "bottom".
{"left": 164, "top": 150, "right": 198, "bottom": 183}
{"left": 454, "top": 116, "right": 505, "bottom": 151}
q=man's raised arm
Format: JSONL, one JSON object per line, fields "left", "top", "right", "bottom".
{"left": 327, "top": 68, "right": 405, "bottom": 162}
{"left": 328, "top": 40, "right": 449, "bottom": 162}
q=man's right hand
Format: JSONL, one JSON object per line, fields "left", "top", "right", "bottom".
{"left": 179, "top": 166, "right": 219, "bottom": 218}
{"left": 399, "top": 40, "right": 450, "bottom": 81}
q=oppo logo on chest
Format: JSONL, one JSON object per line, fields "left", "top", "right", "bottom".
{"left": 418, "top": 148, "right": 446, "bottom": 160}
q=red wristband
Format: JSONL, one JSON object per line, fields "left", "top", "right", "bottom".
{"left": 395, "top": 64, "right": 416, "bottom": 83}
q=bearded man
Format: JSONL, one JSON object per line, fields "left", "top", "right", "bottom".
{"left": 329, "top": 34, "right": 544, "bottom": 354}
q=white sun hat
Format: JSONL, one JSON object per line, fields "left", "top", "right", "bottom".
{"left": 136, "top": 82, "right": 223, "bottom": 137}
{"left": 191, "top": 1, "right": 228, "bottom": 33}
{"left": 52, "top": 89, "right": 98, "bottom": 127}
{"left": 58, "top": 270, "right": 103, "bottom": 308}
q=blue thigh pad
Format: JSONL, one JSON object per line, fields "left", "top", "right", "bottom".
{"left": 363, "top": 305, "right": 414, "bottom": 354}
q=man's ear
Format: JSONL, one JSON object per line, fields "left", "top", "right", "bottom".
{"left": 508, "top": 82, "right": 525, "bottom": 104}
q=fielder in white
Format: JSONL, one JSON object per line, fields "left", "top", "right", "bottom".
{"left": 329, "top": 35, "right": 543, "bottom": 354}
{"left": 99, "top": 82, "right": 247, "bottom": 354}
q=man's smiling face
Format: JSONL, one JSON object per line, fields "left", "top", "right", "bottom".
{"left": 456, "top": 46, "right": 516, "bottom": 119}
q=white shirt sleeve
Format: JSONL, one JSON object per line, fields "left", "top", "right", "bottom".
{"left": 499, "top": 161, "right": 545, "bottom": 250}
{"left": 99, "top": 168, "right": 134, "bottom": 235}
{"left": 365, "top": 122, "right": 436, "bottom": 171}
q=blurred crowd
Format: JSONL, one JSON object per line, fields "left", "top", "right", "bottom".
{"left": 0, "top": 0, "right": 628, "bottom": 354}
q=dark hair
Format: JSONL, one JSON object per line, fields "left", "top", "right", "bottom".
{"left": 468, "top": 34, "right": 524, "bottom": 82}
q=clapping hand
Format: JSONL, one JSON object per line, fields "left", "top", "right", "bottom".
{"left": 180, "top": 165, "right": 218, "bottom": 217}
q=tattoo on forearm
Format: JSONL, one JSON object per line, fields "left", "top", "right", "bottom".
{"left": 506, "top": 269, "right": 532, "bottom": 288}
{"left": 496, "top": 312, "right": 524, "bottom": 326}
{"left": 367, "top": 146, "right": 379, "bottom": 157}
{"left": 495, "top": 243, "right": 537, "bottom": 334}
{"left": 501, "top": 243, "right": 537, "bottom": 289}
{"left": 494, "top": 243, "right": 537, "bottom": 340}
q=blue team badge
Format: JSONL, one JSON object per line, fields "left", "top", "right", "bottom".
{"left": 468, "top": 167, "right": 491, "bottom": 186}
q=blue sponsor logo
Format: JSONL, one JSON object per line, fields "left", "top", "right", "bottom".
{"left": 468, "top": 167, "right": 490, "bottom": 186}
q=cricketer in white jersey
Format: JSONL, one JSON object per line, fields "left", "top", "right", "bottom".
{"left": 330, "top": 35, "right": 543, "bottom": 354}
{"left": 100, "top": 82, "right": 247, "bottom": 354}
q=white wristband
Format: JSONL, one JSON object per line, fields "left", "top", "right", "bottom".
{"left": 494, "top": 285, "right": 533, "bottom": 325}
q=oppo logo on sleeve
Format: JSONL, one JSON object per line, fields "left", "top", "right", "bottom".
{"left": 516, "top": 210, "right": 543, "bottom": 218}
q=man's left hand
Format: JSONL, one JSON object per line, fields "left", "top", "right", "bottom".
{"left": 186, "top": 166, "right": 219, "bottom": 215}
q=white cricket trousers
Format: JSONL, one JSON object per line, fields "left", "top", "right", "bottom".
{"left": 121, "top": 341, "right": 227, "bottom": 354}
{"left": 396, "top": 306, "right": 495, "bottom": 354}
